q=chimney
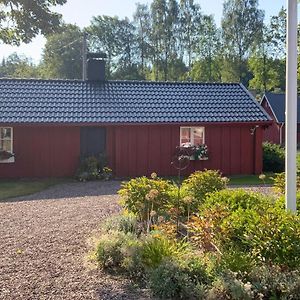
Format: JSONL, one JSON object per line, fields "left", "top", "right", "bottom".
{"left": 86, "top": 52, "right": 107, "bottom": 81}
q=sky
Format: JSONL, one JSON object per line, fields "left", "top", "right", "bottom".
{"left": 0, "top": 0, "right": 288, "bottom": 63}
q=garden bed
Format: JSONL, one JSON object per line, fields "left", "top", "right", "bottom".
{"left": 91, "top": 171, "right": 300, "bottom": 299}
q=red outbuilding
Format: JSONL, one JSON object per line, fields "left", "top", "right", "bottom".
{"left": 261, "top": 93, "right": 300, "bottom": 145}
{"left": 0, "top": 60, "right": 271, "bottom": 178}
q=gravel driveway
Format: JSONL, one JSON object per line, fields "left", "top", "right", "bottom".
{"left": 0, "top": 181, "right": 150, "bottom": 300}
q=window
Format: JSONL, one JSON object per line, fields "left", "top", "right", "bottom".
{"left": 180, "top": 127, "right": 205, "bottom": 147}
{"left": 0, "top": 127, "right": 14, "bottom": 162}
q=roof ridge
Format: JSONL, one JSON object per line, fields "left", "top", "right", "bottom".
{"left": 0, "top": 77, "right": 83, "bottom": 83}
{"left": 0, "top": 77, "right": 241, "bottom": 86}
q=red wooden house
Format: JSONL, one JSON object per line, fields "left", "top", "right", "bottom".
{"left": 261, "top": 93, "right": 300, "bottom": 145}
{"left": 0, "top": 60, "right": 271, "bottom": 178}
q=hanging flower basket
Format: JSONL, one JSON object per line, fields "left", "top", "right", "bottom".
{"left": 0, "top": 150, "right": 14, "bottom": 160}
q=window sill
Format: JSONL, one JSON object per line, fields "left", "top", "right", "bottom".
{"left": 0, "top": 157, "right": 15, "bottom": 163}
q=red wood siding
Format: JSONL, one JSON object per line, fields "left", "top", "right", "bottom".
{"left": 261, "top": 99, "right": 281, "bottom": 144}
{"left": 0, "top": 126, "right": 80, "bottom": 178}
{"left": 1, "top": 123, "right": 263, "bottom": 178}
{"left": 107, "top": 124, "right": 260, "bottom": 177}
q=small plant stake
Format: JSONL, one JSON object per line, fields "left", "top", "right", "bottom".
{"left": 171, "top": 146, "right": 191, "bottom": 234}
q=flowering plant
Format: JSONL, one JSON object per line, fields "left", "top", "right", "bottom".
{"left": 194, "top": 144, "right": 208, "bottom": 160}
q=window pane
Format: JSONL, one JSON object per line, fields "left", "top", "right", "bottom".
{"left": 0, "top": 139, "right": 11, "bottom": 152}
{"left": 0, "top": 128, "right": 12, "bottom": 152}
{"left": 180, "top": 128, "right": 191, "bottom": 146}
{"left": 0, "top": 128, "right": 11, "bottom": 139}
{"left": 193, "top": 128, "right": 204, "bottom": 146}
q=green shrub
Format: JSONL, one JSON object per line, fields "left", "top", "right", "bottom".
{"left": 182, "top": 170, "right": 227, "bottom": 208}
{"left": 118, "top": 176, "right": 173, "bottom": 224}
{"left": 208, "top": 267, "right": 300, "bottom": 300}
{"left": 149, "top": 258, "right": 208, "bottom": 299}
{"left": 263, "top": 142, "right": 285, "bottom": 172}
{"left": 202, "top": 189, "right": 273, "bottom": 213}
{"left": 140, "top": 235, "right": 188, "bottom": 268}
{"left": 247, "top": 265, "right": 300, "bottom": 299}
{"left": 276, "top": 193, "right": 300, "bottom": 211}
{"left": 273, "top": 172, "right": 300, "bottom": 194}
{"left": 76, "top": 154, "right": 112, "bottom": 181}
{"left": 221, "top": 207, "right": 300, "bottom": 268}
{"left": 95, "top": 231, "right": 139, "bottom": 269}
{"left": 217, "top": 249, "right": 257, "bottom": 274}
{"left": 103, "top": 214, "right": 141, "bottom": 236}
{"left": 207, "top": 272, "right": 254, "bottom": 300}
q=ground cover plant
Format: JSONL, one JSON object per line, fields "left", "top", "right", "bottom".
{"left": 91, "top": 170, "right": 300, "bottom": 299}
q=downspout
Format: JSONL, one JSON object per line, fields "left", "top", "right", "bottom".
{"left": 279, "top": 123, "right": 284, "bottom": 145}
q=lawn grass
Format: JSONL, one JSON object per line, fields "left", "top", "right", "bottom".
{"left": 0, "top": 178, "right": 70, "bottom": 201}
{"left": 229, "top": 173, "right": 274, "bottom": 185}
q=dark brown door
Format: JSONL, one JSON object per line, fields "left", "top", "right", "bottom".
{"left": 80, "top": 127, "right": 106, "bottom": 158}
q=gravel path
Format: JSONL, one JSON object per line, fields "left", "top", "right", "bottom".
{"left": 0, "top": 181, "right": 150, "bottom": 300}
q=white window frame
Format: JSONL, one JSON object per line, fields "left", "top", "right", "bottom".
{"left": 0, "top": 127, "right": 14, "bottom": 163}
{"left": 180, "top": 127, "right": 205, "bottom": 147}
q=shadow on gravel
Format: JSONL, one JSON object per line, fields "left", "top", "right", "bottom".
{"left": 96, "top": 282, "right": 152, "bottom": 300}
{"left": 1, "top": 180, "right": 123, "bottom": 203}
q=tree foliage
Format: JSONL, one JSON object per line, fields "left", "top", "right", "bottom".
{"left": 41, "top": 24, "right": 82, "bottom": 79}
{"left": 0, "top": 0, "right": 66, "bottom": 45}
{"left": 1, "top": 0, "right": 296, "bottom": 96}
{"left": 221, "top": 0, "right": 264, "bottom": 83}
{"left": 0, "top": 53, "right": 39, "bottom": 78}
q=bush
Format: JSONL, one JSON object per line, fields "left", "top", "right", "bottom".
{"left": 95, "top": 231, "right": 139, "bottom": 269}
{"left": 207, "top": 272, "right": 254, "bottom": 300}
{"left": 118, "top": 176, "right": 173, "bottom": 225}
{"left": 202, "top": 189, "right": 273, "bottom": 213}
{"left": 188, "top": 190, "right": 273, "bottom": 253}
{"left": 76, "top": 154, "right": 112, "bottom": 181}
{"left": 247, "top": 265, "right": 300, "bottom": 299}
{"left": 273, "top": 172, "right": 300, "bottom": 194}
{"left": 149, "top": 258, "right": 209, "bottom": 299}
{"left": 263, "top": 142, "right": 285, "bottom": 172}
{"left": 276, "top": 193, "right": 300, "bottom": 211}
{"left": 217, "top": 249, "right": 257, "bottom": 274}
{"left": 182, "top": 170, "right": 227, "bottom": 208}
{"left": 221, "top": 207, "right": 300, "bottom": 268}
{"left": 140, "top": 235, "right": 188, "bottom": 268}
{"left": 103, "top": 214, "right": 141, "bottom": 236}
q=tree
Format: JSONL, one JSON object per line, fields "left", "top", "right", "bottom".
{"left": 0, "top": 53, "right": 39, "bottom": 78}
{"left": 221, "top": 0, "right": 264, "bottom": 82}
{"left": 249, "top": 24, "right": 285, "bottom": 93}
{"left": 268, "top": 7, "right": 286, "bottom": 59}
{"left": 133, "top": 3, "right": 152, "bottom": 77}
{"left": 87, "top": 16, "right": 138, "bottom": 79}
{"left": 40, "top": 24, "right": 82, "bottom": 79}
{"left": 178, "top": 0, "right": 202, "bottom": 67}
{"left": 189, "top": 15, "right": 221, "bottom": 82}
{"left": 150, "top": 0, "right": 181, "bottom": 80}
{"left": 0, "top": 0, "right": 66, "bottom": 45}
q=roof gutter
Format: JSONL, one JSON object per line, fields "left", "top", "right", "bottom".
{"left": 0, "top": 121, "right": 273, "bottom": 127}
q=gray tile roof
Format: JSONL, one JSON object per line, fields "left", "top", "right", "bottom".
{"left": 0, "top": 79, "right": 271, "bottom": 124}
{"left": 263, "top": 92, "right": 300, "bottom": 123}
